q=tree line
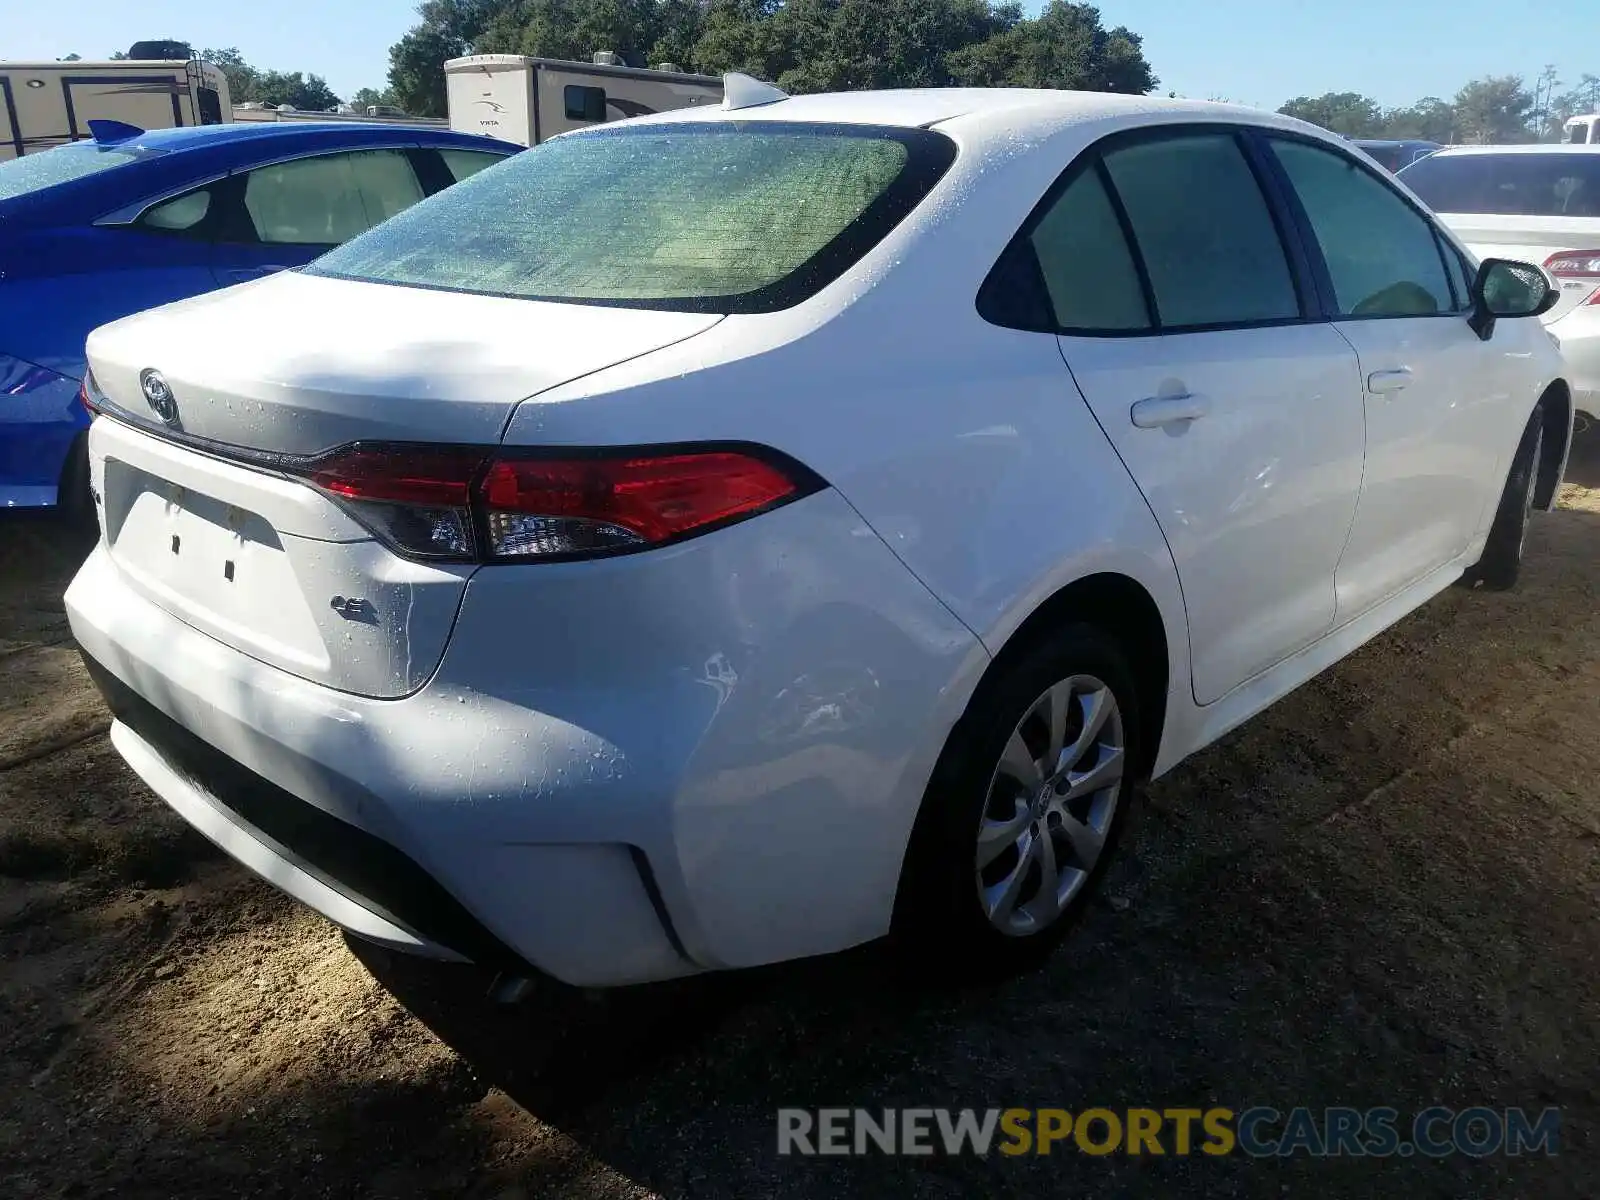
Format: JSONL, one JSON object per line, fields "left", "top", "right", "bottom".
{"left": 384, "top": 0, "right": 1157, "bottom": 117}
{"left": 1281, "top": 70, "right": 1600, "bottom": 145}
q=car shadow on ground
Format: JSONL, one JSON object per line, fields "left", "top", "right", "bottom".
{"left": 1560, "top": 412, "right": 1600, "bottom": 488}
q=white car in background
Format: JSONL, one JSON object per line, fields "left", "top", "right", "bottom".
{"left": 66, "top": 82, "right": 1571, "bottom": 991}
{"left": 1400, "top": 144, "right": 1600, "bottom": 416}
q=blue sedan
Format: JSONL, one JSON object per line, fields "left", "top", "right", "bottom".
{"left": 0, "top": 120, "right": 521, "bottom": 510}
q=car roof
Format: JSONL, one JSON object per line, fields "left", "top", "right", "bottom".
{"left": 0, "top": 123, "right": 523, "bottom": 225}
{"left": 1427, "top": 143, "right": 1600, "bottom": 157}
{"left": 98, "top": 121, "right": 511, "bottom": 152}
{"left": 624, "top": 87, "right": 1297, "bottom": 137}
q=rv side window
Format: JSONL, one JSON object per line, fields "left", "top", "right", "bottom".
{"left": 565, "top": 86, "right": 607, "bottom": 123}
{"left": 197, "top": 87, "right": 223, "bottom": 126}
{"left": 1572, "top": 123, "right": 1591, "bottom": 145}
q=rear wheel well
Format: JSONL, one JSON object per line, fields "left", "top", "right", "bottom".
{"left": 985, "top": 574, "right": 1170, "bottom": 780}
{"left": 1535, "top": 381, "right": 1571, "bottom": 509}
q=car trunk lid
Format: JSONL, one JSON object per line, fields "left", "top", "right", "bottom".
{"left": 84, "top": 272, "right": 724, "bottom": 698}
{"left": 86, "top": 271, "right": 724, "bottom": 453}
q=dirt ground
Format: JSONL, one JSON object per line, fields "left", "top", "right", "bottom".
{"left": 4, "top": 430, "right": 1600, "bottom": 1199}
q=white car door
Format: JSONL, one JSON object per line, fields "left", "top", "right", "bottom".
{"left": 1034, "top": 130, "right": 1366, "bottom": 705}
{"left": 1265, "top": 136, "right": 1509, "bottom": 617}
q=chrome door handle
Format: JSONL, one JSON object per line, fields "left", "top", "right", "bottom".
{"left": 1130, "top": 392, "right": 1210, "bottom": 429}
{"left": 1367, "top": 368, "right": 1412, "bottom": 394}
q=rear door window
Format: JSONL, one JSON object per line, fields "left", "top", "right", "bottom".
{"left": 1398, "top": 152, "right": 1600, "bottom": 217}
{"left": 1025, "top": 167, "right": 1151, "bottom": 331}
{"left": 237, "top": 149, "right": 425, "bottom": 247}
{"left": 438, "top": 147, "right": 507, "bottom": 182}
{"left": 1101, "top": 133, "right": 1301, "bottom": 329}
{"left": 1271, "top": 137, "right": 1453, "bottom": 317}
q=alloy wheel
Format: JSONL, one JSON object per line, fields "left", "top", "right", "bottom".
{"left": 975, "top": 675, "right": 1125, "bottom": 937}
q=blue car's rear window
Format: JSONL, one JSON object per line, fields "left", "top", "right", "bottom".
{"left": 0, "top": 141, "right": 155, "bottom": 202}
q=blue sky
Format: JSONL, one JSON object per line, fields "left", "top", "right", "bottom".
{"left": 2, "top": 0, "right": 1595, "bottom": 111}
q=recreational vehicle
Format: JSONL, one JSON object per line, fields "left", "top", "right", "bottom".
{"left": 0, "top": 58, "right": 230, "bottom": 160}
{"left": 445, "top": 53, "right": 722, "bottom": 146}
{"left": 1565, "top": 114, "right": 1599, "bottom": 144}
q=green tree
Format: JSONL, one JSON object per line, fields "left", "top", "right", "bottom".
{"left": 1548, "top": 73, "right": 1600, "bottom": 139}
{"left": 200, "top": 47, "right": 260, "bottom": 102}
{"left": 390, "top": 24, "right": 472, "bottom": 115}
{"left": 1384, "top": 96, "right": 1455, "bottom": 142}
{"left": 690, "top": 0, "right": 785, "bottom": 76}
{"left": 199, "top": 48, "right": 341, "bottom": 110}
{"left": 1278, "top": 91, "right": 1385, "bottom": 137}
{"left": 255, "top": 71, "right": 342, "bottom": 110}
{"left": 947, "top": 2, "right": 1155, "bottom": 93}
{"left": 387, "top": 0, "right": 1158, "bottom": 111}
{"left": 769, "top": 0, "right": 1004, "bottom": 93}
{"left": 1452, "top": 75, "right": 1534, "bottom": 143}
{"left": 351, "top": 86, "right": 401, "bottom": 109}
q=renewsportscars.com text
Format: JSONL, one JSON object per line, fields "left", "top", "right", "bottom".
{"left": 776, "top": 1106, "right": 1560, "bottom": 1158}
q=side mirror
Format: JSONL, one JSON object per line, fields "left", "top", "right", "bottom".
{"left": 1467, "top": 258, "right": 1561, "bottom": 341}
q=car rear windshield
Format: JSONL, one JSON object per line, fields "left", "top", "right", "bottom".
{"left": 1358, "top": 143, "right": 1405, "bottom": 171}
{"left": 1398, "top": 152, "right": 1600, "bottom": 217}
{"left": 0, "top": 141, "right": 151, "bottom": 202}
{"left": 306, "top": 122, "right": 957, "bottom": 313}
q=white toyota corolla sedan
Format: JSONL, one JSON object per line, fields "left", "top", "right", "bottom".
{"left": 66, "top": 79, "right": 1572, "bottom": 989}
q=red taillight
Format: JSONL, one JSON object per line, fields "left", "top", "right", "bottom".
{"left": 1543, "top": 251, "right": 1600, "bottom": 306}
{"left": 300, "top": 446, "right": 487, "bottom": 560}
{"left": 306, "top": 446, "right": 486, "bottom": 506}
{"left": 480, "top": 451, "right": 803, "bottom": 558}
{"left": 1544, "top": 250, "right": 1600, "bottom": 279}
{"left": 296, "top": 444, "right": 816, "bottom": 564}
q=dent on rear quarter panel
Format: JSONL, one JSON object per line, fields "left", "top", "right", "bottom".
{"left": 423, "top": 488, "right": 989, "bottom": 969}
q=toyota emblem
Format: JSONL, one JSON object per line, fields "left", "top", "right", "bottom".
{"left": 139, "top": 369, "right": 179, "bottom": 426}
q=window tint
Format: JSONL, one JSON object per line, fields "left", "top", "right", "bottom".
{"left": 565, "top": 85, "right": 607, "bottom": 123}
{"left": 439, "top": 148, "right": 506, "bottom": 183}
{"left": 1102, "top": 134, "right": 1300, "bottom": 328}
{"left": 1397, "top": 151, "right": 1600, "bottom": 217}
{"left": 1272, "top": 139, "right": 1451, "bottom": 317}
{"left": 240, "top": 150, "right": 424, "bottom": 246}
{"left": 1028, "top": 167, "right": 1149, "bottom": 330}
{"left": 310, "top": 124, "right": 955, "bottom": 312}
{"left": 139, "top": 188, "right": 211, "bottom": 234}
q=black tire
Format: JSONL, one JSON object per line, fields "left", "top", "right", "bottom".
{"left": 893, "top": 623, "right": 1142, "bottom": 980}
{"left": 1474, "top": 404, "right": 1545, "bottom": 591}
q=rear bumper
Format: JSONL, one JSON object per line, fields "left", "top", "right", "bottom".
{"left": 89, "top": 657, "right": 501, "bottom": 966}
{"left": 67, "top": 487, "right": 984, "bottom": 987}
{"left": 1549, "top": 305, "right": 1600, "bottom": 416}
